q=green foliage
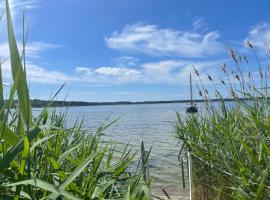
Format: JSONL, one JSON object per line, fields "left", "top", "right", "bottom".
{"left": 176, "top": 46, "right": 270, "bottom": 199}
{"left": 0, "top": 1, "right": 152, "bottom": 199}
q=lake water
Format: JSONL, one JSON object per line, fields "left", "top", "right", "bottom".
{"left": 35, "top": 103, "right": 190, "bottom": 187}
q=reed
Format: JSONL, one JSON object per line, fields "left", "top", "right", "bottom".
{"left": 176, "top": 42, "right": 270, "bottom": 199}
{"left": 0, "top": 1, "right": 152, "bottom": 199}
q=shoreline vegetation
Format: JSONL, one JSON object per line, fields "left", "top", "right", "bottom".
{"left": 27, "top": 97, "right": 264, "bottom": 108}
{"left": 176, "top": 43, "right": 270, "bottom": 199}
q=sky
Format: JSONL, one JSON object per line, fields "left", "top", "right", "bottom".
{"left": 1, "top": 0, "right": 270, "bottom": 101}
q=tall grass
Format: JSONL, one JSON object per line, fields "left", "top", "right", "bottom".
{"left": 0, "top": 1, "right": 152, "bottom": 199}
{"left": 176, "top": 44, "right": 270, "bottom": 199}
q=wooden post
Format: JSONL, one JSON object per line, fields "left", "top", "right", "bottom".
{"left": 188, "top": 151, "right": 192, "bottom": 200}
{"left": 141, "top": 141, "right": 150, "bottom": 182}
{"left": 181, "top": 157, "right": 186, "bottom": 188}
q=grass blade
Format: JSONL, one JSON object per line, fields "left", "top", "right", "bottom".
{"left": 5, "top": 0, "right": 32, "bottom": 125}
{"left": 5, "top": 179, "right": 82, "bottom": 200}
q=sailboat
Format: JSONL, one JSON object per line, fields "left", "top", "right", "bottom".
{"left": 186, "top": 73, "right": 198, "bottom": 113}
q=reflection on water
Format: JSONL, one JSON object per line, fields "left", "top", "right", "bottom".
{"left": 34, "top": 103, "right": 196, "bottom": 187}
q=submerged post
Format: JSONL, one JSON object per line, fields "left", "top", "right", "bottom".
{"left": 188, "top": 151, "right": 192, "bottom": 200}
{"left": 181, "top": 157, "right": 186, "bottom": 188}
{"left": 141, "top": 141, "right": 150, "bottom": 182}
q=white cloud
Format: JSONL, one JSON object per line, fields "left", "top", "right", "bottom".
{"left": 24, "top": 42, "right": 60, "bottom": 58}
{"left": 114, "top": 56, "right": 139, "bottom": 66}
{"left": 2, "top": 60, "right": 73, "bottom": 84}
{"left": 105, "top": 23, "right": 223, "bottom": 58}
{"left": 26, "top": 63, "right": 73, "bottom": 84}
{"left": 95, "top": 67, "right": 140, "bottom": 76}
{"left": 142, "top": 60, "right": 184, "bottom": 84}
{"left": 245, "top": 23, "right": 270, "bottom": 49}
{"left": 75, "top": 67, "right": 93, "bottom": 76}
{"left": 0, "top": 39, "right": 68, "bottom": 85}
{"left": 75, "top": 66, "right": 141, "bottom": 84}
{"left": 72, "top": 59, "right": 228, "bottom": 86}
{"left": 0, "top": 41, "right": 59, "bottom": 59}
{"left": 141, "top": 59, "right": 227, "bottom": 85}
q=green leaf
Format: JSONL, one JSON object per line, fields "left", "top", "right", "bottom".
{"left": 256, "top": 169, "right": 268, "bottom": 199}
{"left": 17, "top": 113, "right": 25, "bottom": 136}
{"left": 30, "top": 134, "right": 57, "bottom": 153}
{"left": 91, "top": 180, "right": 115, "bottom": 199}
{"left": 10, "top": 187, "right": 31, "bottom": 199}
{"left": 0, "top": 123, "right": 19, "bottom": 146}
{"left": 5, "top": 0, "right": 32, "bottom": 125}
{"left": 57, "top": 142, "right": 83, "bottom": 163}
{"left": 19, "top": 135, "right": 30, "bottom": 175}
{"left": 58, "top": 152, "right": 96, "bottom": 191}
{"left": 142, "top": 184, "right": 153, "bottom": 200}
{"left": 42, "top": 109, "right": 48, "bottom": 125}
{"left": 0, "top": 63, "right": 4, "bottom": 120}
{"left": 5, "top": 179, "right": 81, "bottom": 200}
{"left": 0, "top": 127, "right": 41, "bottom": 171}
{"left": 126, "top": 184, "right": 131, "bottom": 200}
{"left": 47, "top": 153, "right": 97, "bottom": 200}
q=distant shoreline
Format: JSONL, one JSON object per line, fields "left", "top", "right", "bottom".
{"left": 28, "top": 98, "right": 244, "bottom": 108}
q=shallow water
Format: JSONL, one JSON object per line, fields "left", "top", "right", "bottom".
{"left": 34, "top": 103, "right": 193, "bottom": 187}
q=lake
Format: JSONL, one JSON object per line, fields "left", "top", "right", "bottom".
{"left": 34, "top": 103, "right": 189, "bottom": 187}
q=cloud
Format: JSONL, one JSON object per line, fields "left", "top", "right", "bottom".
{"left": 75, "top": 66, "right": 141, "bottom": 84}
{"left": 24, "top": 42, "right": 61, "bottom": 58}
{"left": 75, "top": 67, "right": 93, "bottom": 76}
{"left": 0, "top": 41, "right": 59, "bottom": 60}
{"left": 0, "top": 39, "right": 67, "bottom": 85}
{"left": 2, "top": 60, "right": 73, "bottom": 84}
{"left": 26, "top": 63, "right": 73, "bottom": 84}
{"left": 192, "top": 17, "right": 207, "bottom": 32}
{"left": 141, "top": 59, "right": 227, "bottom": 85}
{"left": 245, "top": 23, "right": 270, "bottom": 49}
{"left": 105, "top": 23, "right": 223, "bottom": 58}
{"left": 72, "top": 58, "right": 229, "bottom": 86}
{"left": 114, "top": 56, "right": 139, "bottom": 66}
{"left": 95, "top": 67, "right": 140, "bottom": 76}
{"left": 0, "top": 40, "right": 69, "bottom": 85}
{"left": 142, "top": 60, "right": 185, "bottom": 84}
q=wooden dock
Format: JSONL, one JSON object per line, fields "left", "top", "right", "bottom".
{"left": 152, "top": 187, "right": 189, "bottom": 200}
{"left": 140, "top": 141, "right": 190, "bottom": 199}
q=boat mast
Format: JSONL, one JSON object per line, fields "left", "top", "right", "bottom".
{"left": 190, "top": 73, "right": 193, "bottom": 104}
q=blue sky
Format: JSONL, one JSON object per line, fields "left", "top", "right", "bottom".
{"left": 1, "top": 0, "right": 270, "bottom": 101}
